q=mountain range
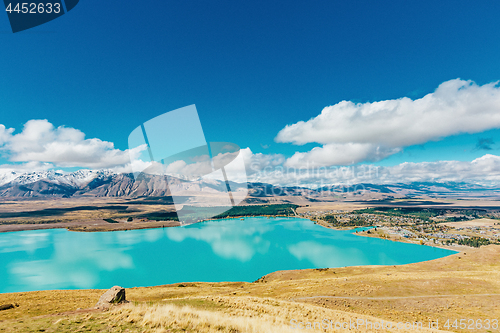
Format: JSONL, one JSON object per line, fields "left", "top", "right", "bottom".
{"left": 0, "top": 170, "right": 498, "bottom": 199}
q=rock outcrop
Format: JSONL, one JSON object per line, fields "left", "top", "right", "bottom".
{"left": 95, "top": 286, "right": 128, "bottom": 309}
{"left": 0, "top": 303, "right": 17, "bottom": 311}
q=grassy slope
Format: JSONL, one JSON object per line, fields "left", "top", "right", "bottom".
{"left": 0, "top": 246, "right": 499, "bottom": 332}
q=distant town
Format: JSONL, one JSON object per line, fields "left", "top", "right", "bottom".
{"left": 299, "top": 206, "right": 500, "bottom": 248}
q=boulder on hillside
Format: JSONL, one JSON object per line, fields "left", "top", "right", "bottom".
{"left": 95, "top": 286, "right": 129, "bottom": 309}
{"left": 0, "top": 303, "right": 18, "bottom": 311}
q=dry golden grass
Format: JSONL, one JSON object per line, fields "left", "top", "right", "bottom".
{"left": 443, "top": 218, "right": 499, "bottom": 228}
{"left": 111, "top": 297, "right": 450, "bottom": 332}
{"left": 113, "top": 302, "right": 299, "bottom": 333}
{"left": 0, "top": 312, "right": 146, "bottom": 333}
{"left": 0, "top": 289, "right": 103, "bottom": 320}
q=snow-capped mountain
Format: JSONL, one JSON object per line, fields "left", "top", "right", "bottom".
{"left": 0, "top": 169, "right": 121, "bottom": 197}
{"left": 0, "top": 170, "right": 232, "bottom": 198}
{"left": 0, "top": 169, "right": 114, "bottom": 187}
{"left": 0, "top": 171, "right": 21, "bottom": 187}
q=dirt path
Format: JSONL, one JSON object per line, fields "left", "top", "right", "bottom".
{"left": 293, "top": 293, "right": 500, "bottom": 301}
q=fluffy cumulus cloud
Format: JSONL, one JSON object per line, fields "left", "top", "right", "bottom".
{"left": 243, "top": 152, "right": 500, "bottom": 187}
{"left": 0, "top": 125, "right": 14, "bottom": 146}
{"left": 381, "top": 154, "right": 500, "bottom": 184}
{"left": 276, "top": 79, "right": 500, "bottom": 167}
{"left": 0, "top": 119, "right": 145, "bottom": 169}
{"left": 0, "top": 161, "right": 54, "bottom": 172}
{"left": 110, "top": 159, "right": 153, "bottom": 175}
{"left": 284, "top": 143, "right": 399, "bottom": 168}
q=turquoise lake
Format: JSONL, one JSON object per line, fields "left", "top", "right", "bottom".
{"left": 0, "top": 217, "right": 456, "bottom": 293}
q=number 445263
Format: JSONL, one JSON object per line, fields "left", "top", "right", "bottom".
{"left": 5, "top": 3, "right": 61, "bottom": 14}
{"left": 444, "top": 319, "right": 498, "bottom": 330}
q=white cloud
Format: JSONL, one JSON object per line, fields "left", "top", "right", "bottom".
{"left": 276, "top": 79, "right": 500, "bottom": 166}
{"left": 0, "top": 119, "right": 146, "bottom": 169}
{"left": 245, "top": 148, "right": 285, "bottom": 174}
{"left": 110, "top": 159, "right": 153, "bottom": 175}
{"left": 285, "top": 143, "right": 400, "bottom": 168}
{"left": 0, "top": 125, "right": 14, "bottom": 146}
{"left": 0, "top": 161, "right": 54, "bottom": 173}
{"left": 379, "top": 154, "right": 500, "bottom": 184}
{"left": 242, "top": 146, "right": 500, "bottom": 186}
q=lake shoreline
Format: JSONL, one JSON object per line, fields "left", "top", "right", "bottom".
{"left": 0, "top": 215, "right": 468, "bottom": 252}
{"left": 0, "top": 219, "right": 180, "bottom": 233}
{"left": 0, "top": 214, "right": 300, "bottom": 234}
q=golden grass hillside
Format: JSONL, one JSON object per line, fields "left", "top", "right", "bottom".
{"left": 110, "top": 297, "right": 451, "bottom": 333}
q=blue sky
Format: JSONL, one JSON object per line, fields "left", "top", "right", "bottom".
{"left": 2, "top": 1, "right": 500, "bottom": 184}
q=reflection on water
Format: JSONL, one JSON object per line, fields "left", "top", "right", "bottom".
{"left": 0, "top": 217, "right": 456, "bottom": 293}
{"left": 5, "top": 231, "right": 134, "bottom": 291}
{"left": 0, "top": 232, "right": 51, "bottom": 254}
{"left": 165, "top": 221, "right": 272, "bottom": 261}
